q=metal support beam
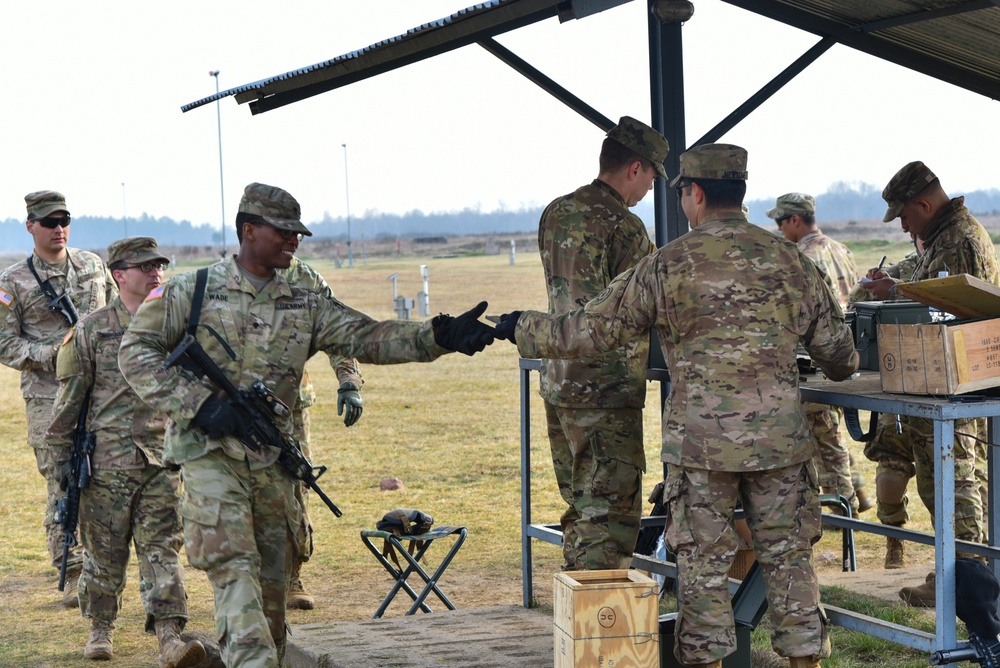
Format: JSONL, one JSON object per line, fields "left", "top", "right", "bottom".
{"left": 691, "top": 36, "right": 835, "bottom": 147}
{"left": 478, "top": 37, "right": 615, "bottom": 130}
{"left": 649, "top": 1, "right": 689, "bottom": 245}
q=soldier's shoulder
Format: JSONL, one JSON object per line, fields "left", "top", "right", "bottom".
{"left": 78, "top": 301, "right": 118, "bottom": 329}
{"left": 67, "top": 247, "right": 107, "bottom": 268}
{"left": 0, "top": 256, "right": 31, "bottom": 283}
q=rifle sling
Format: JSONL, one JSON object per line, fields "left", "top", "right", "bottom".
{"left": 27, "top": 255, "right": 60, "bottom": 304}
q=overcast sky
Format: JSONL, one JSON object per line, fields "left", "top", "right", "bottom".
{"left": 3, "top": 0, "right": 998, "bottom": 232}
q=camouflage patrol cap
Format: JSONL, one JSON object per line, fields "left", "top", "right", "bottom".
{"left": 766, "top": 192, "right": 815, "bottom": 219}
{"left": 238, "top": 182, "right": 312, "bottom": 237}
{"left": 881, "top": 161, "right": 937, "bottom": 222}
{"left": 107, "top": 236, "right": 169, "bottom": 266}
{"left": 606, "top": 116, "right": 670, "bottom": 179}
{"left": 24, "top": 190, "right": 70, "bottom": 220}
{"left": 668, "top": 143, "right": 748, "bottom": 187}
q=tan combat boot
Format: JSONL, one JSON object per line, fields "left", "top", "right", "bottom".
{"left": 155, "top": 618, "right": 206, "bottom": 668}
{"left": 286, "top": 560, "right": 315, "bottom": 610}
{"left": 885, "top": 536, "right": 905, "bottom": 569}
{"left": 62, "top": 566, "right": 82, "bottom": 608}
{"left": 788, "top": 658, "right": 822, "bottom": 668}
{"left": 899, "top": 571, "right": 936, "bottom": 607}
{"left": 84, "top": 618, "right": 113, "bottom": 661}
{"left": 854, "top": 487, "right": 874, "bottom": 513}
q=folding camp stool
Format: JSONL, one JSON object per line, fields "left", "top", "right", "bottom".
{"left": 360, "top": 525, "right": 467, "bottom": 619}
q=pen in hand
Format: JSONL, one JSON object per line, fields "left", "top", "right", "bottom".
{"left": 877, "top": 255, "right": 887, "bottom": 272}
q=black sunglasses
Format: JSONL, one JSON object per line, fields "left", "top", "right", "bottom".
{"left": 254, "top": 222, "right": 303, "bottom": 241}
{"left": 35, "top": 215, "right": 71, "bottom": 229}
{"left": 124, "top": 261, "right": 168, "bottom": 273}
{"left": 775, "top": 216, "right": 791, "bottom": 227}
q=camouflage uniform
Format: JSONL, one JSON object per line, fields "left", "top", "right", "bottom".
{"left": 120, "top": 250, "right": 450, "bottom": 666}
{"left": 537, "top": 116, "right": 664, "bottom": 570}
{"left": 514, "top": 144, "right": 858, "bottom": 665}
{"left": 538, "top": 182, "right": 653, "bottom": 570}
{"left": 885, "top": 195, "right": 1000, "bottom": 544}
{"left": 284, "top": 257, "right": 362, "bottom": 591}
{"left": 46, "top": 295, "right": 188, "bottom": 631}
{"left": 0, "top": 195, "right": 115, "bottom": 573}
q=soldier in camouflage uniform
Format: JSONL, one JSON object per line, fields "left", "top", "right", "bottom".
{"left": 537, "top": 115, "right": 666, "bottom": 570}
{"left": 118, "top": 182, "right": 493, "bottom": 668}
{"left": 46, "top": 237, "right": 205, "bottom": 666}
{"left": 283, "top": 255, "right": 365, "bottom": 610}
{"left": 767, "top": 193, "right": 869, "bottom": 515}
{"left": 0, "top": 190, "right": 116, "bottom": 607}
{"left": 849, "top": 234, "right": 923, "bottom": 569}
{"left": 495, "top": 144, "right": 858, "bottom": 668}
{"left": 865, "top": 161, "right": 1000, "bottom": 605}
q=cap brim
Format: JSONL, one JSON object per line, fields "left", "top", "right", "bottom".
{"left": 765, "top": 206, "right": 780, "bottom": 219}
{"left": 262, "top": 217, "right": 313, "bottom": 237}
{"left": 882, "top": 203, "right": 903, "bottom": 223}
{"left": 668, "top": 174, "right": 682, "bottom": 188}
{"left": 131, "top": 251, "right": 170, "bottom": 264}
{"left": 654, "top": 163, "right": 668, "bottom": 180}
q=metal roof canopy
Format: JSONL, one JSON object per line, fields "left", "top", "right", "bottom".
{"left": 182, "top": 0, "right": 1000, "bottom": 245}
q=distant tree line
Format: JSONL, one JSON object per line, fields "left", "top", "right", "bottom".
{"left": 4, "top": 183, "right": 1000, "bottom": 253}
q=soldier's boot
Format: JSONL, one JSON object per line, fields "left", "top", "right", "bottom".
{"left": 155, "top": 618, "right": 206, "bottom": 668}
{"left": 788, "top": 658, "right": 822, "bottom": 668}
{"left": 62, "top": 566, "right": 82, "bottom": 608}
{"left": 854, "top": 487, "right": 874, "bottom": 514}
{"left": 83, "top": 619, "right": 113, "bottom": 661}
{"left": 286, "top": 560, "right": 315, "bottom": 610}
{"left": 899, "top": 571, "right": 936, "bottom": 608}
{"left": 885, "top": 536, "right": 906, "bottom": 569}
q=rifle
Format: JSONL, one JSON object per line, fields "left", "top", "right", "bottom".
{"left": 930, "top": 633, "right": 1000, "bottom": 667}
{"left": 27, "top": 256, "right": 80, "bottom": 326}
{"left": 164, "top": 332, "right": 343, "bottom": 518}
{"left": 53, "top": 391, "right": 95, "bottom": 591}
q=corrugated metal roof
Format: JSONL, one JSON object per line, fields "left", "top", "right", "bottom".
{"left": 182, "top": 0, "right": 1000, "bottom": 115}
{"left": 181, "top": 0, "right": 570, "bottom": 114}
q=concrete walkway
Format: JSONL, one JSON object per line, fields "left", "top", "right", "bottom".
{"left": 286, "top": 605, "right": 555, "bottom": 668}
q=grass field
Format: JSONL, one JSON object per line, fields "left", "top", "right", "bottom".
{"left": 0, "top": 234, "right": 974, "bottom": 667}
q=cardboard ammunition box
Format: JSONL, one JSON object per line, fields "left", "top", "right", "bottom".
{"left": 853, "top": 300, "right": 932, "bottom": 371}
{"left": 877, "top": 274, "right": 1000, "bottom": 395}
{"left": 553, "top": 569, "right": 659, "bottom": 668}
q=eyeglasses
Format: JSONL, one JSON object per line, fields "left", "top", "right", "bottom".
{"left": 775, "top": 216, "right": 791, "bottom": 228}
{"left": 253, "top": 222, "right": 303, "bottom": 242}
{"left": 674, "top": 181, "right": 692, "bottom": 193}
{"left": 34, "top": 216, "right": 71, "bottom": 229}
{"left": 124, "top": 262, "right": 168, "bottom": 273}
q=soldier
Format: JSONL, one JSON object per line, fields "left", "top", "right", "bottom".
{"left": 849, "top": 232, "right": 923, "bottom": 569}
{"left": 864, "top": 161, "right": 1000, "bottom": 605}
{"left": 767, "top": 193, "right": 870, "bottom": 515}
{"left": 537, "top": 115, "right": 666, "bottom": 570}
{"left": 0, "top": 190, "right": 116, "bottom": 607}
{"left": 118, "top": 182, "right": 493, "bottom": 668}
{"left": 494, "top": 144, "right": 858, "bottom": 668}
{"left": 283, "top": 255, "right": 365, "bottom": 610}
{"left": 46, "top": 237, "right": 204, "bottom": 665}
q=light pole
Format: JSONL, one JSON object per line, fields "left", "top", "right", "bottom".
{"left": 121, "top": 182, "right": 128, "bottom": 237}
{"left": 342, "top": 143, "right": 353, "bottom": 268}
{"left": 210, "top": 70, "right": 226, "bottom": 258}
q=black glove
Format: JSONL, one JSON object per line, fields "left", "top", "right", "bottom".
{"left": 493, "top": 311, "right": 522, "bottom": 344}
{"left": 432, "top": 301, "right": 494, "bottom": 356}
{"left": 57, "top": 459, "right": 72, "bottom": 492}
{"left": 337, "top": 382, "right": 363, "bottom": 427}
{"left": 193, "top": 396, "right": 242, "bottom": 439}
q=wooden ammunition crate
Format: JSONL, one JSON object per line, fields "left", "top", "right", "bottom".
{"left": 876, "top": 274, "right": 1000, "bottom": 395}
{"left": 553, "top": 569, "right": 659, "bottom": 668}
{"left": 877, "top": 318, "right": 1000, "bottom": 395}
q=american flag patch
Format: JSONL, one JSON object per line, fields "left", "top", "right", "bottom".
{"left": 0, "top": 288, "right": 13, "bottom": 307}
{"left": 145, "top": 285, "right": 165, "bottom": 301}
